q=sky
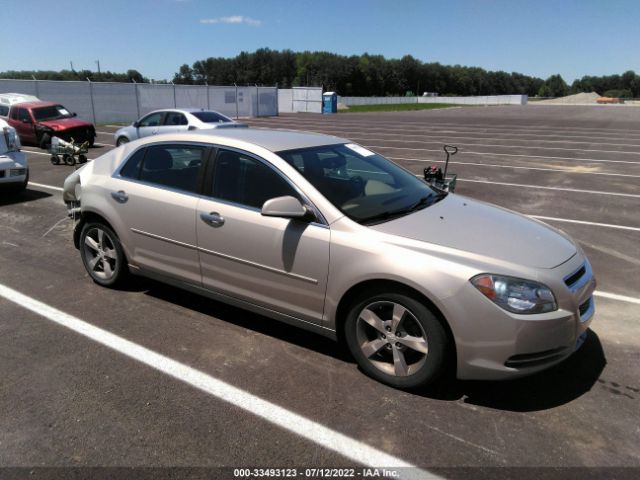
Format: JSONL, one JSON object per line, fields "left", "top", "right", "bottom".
{"left": 0, "top": 0, "right": 638, "bottom": 82}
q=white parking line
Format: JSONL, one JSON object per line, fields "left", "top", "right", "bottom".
{"left": 363, "top": 144, "right": 640, "bottom": 165}
{"left": 22, "top": 148, "right": 95, "bottom": 161}
{"left": 0, "top": 283, "right": 435, "bottom": 480}
{"left": 530, "top": 216, "right": 640, "bottom": 232}
{"left": 21, "top": 149, "right": 51, "bottom": 157}
{"left": 456, "top": 178, "right": 640, "bottom": 198}
{"left": 389, "top": 156, "right": 640, "bottom": 179}
{"left": 257, "top": 123, "right": 640, "bottom": 149}
{"left": 28, "top": 182, "right": 63, "bottom": 192}
{"left": 259, "top": 117, "right": 640, "bottom": 138}
{"left": 594, "top": 291, "right": 640, "bottom": 305}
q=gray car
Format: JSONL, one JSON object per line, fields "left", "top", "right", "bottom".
{"left": 63, "top": 129, "right": 596, "bottom": 389}
{"left": 114, "top": 108, "right": 243, "bottom": 146}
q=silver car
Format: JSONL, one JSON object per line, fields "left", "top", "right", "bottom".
{"left": 114, "top": 108, "right": 243, "bottom": 146}
{"left": 63, "top": 129, "right": 596, "bottom": 389}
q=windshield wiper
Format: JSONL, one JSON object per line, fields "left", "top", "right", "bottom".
{"left": 359, "top": 193, "right": 444, "bottom": 225}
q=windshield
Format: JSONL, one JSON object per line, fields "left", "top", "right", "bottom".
{"left": 32, "top": 105, "right": 72, "bottom": 122}
{"left": 191, "top": 111, "right": 232, "bottom": 123}
{"left": 278, "top": 143, "right": 444, "bottom": 224}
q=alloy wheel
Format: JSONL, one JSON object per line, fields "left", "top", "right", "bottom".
{"left": 355, "top": 301, "right": 429, "bottom": 377}
{"left": 82, "top": 227, "right": 118, "bottom": 281}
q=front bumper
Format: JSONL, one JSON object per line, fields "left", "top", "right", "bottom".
{"left": 0, "top": 152, "right": 28, "bottom": 186}
{"left": 449, "top": 254, "right": 596, "bottom": 380}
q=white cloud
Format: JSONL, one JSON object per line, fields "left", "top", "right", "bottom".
{"left": 200, "top": 15, "right": 262, "bottom": 26}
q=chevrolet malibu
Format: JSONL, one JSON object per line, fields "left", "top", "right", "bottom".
{"left": 62, "top": 129, "right": 596, "bottom": 389}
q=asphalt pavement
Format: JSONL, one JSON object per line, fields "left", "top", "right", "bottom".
{"left": 1, "top": 105, "right": 639, "bottom": 479}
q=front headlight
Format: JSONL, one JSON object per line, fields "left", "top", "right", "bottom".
{"left": 471, "top": 274, "right": 557, "bottom": 314}
{"left": 3, "top": 126, "right": 21, "bottom": 151}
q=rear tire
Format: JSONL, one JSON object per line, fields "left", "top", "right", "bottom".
{"left": 79, "top": 222, "right": 128, "bottom": 287}
{"left": 116, "top": 136, "right": 129, "bottom": 147}
{"left": 63, "top": 154, "right": 75, "bottom": 166}
{"left": 344, "top": 290, "right": 449, "bottom": 390}
{"left": 50, "top": 155, "right": 60, "bottom": 165}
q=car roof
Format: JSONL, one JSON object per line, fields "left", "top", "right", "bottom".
{"left": 12, "top": 101, "right": 59, "bottom": 109}
{"left": 148, "top": 108, "right": 227, "bottom": 115}
{"left": 0, "top": 93, "right": 40, "bottom": 105}
{"left": 185, "top": 128, "right": 349, "bottom": 152}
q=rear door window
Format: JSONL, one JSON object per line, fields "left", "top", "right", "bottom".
{"left": 164, "top": 112, "right": 188, "bottom": 126}
{"left": 120, "top": 148, "right": 146, "bottom": 179}
{"left": 138, "top": 144, "right": 206, "bottom": 193}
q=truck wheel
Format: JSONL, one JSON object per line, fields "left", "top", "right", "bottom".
{"left": 63, "top": 155, "right": 75, "bottom": 166}
{"left": 50, "top": 155, "right": 60, "bottom": 165}
{"left": 78, "top": 155, "right": 88, "bottom": 164}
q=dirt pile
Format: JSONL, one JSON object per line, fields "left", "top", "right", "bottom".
{"left": 536, "top": 92, "right": 601, "bottom": 105}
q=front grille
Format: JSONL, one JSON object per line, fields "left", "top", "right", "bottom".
{"left": 505, "top": 347, "right": 568, "bottom": 368}
{"left": 565, "top": 264, "right": 586, "bottom": 289}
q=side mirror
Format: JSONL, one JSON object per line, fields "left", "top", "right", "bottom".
{"left": 261, "top": 196, "right": 313, "bottom": 220}
{"left": 132, "top": 121, "right": 139, "bottom": 128}
{"left": 22, "top": 118, "right": 32, "bottom": 124}
{"left": 72, "top": 112, "right": 77, "bottom": 117}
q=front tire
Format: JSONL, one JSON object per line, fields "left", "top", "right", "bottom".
{"left": 19, "top": 170, "right": 29, "bottom": 191}
{"left": 39, "top": 133, "right": 51, "bottom": 150}
{"left": 344, "top": 291, "right": 449, "bottom": 389}
{"left": 79, "top": 222, "right": 128, "bottom": 287}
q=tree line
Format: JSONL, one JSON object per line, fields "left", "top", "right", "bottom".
{"left": 1, "top": 49, "right": 639, "bottom": 98}
{"left": 0, "top": 69, "right": 148, "bottom": 83}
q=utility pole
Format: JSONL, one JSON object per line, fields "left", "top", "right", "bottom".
{"left": 70, "top": 61, "right": 75, "bottom": 72}
{"left": 95, "top": 60, "right": 101, "bottom": 74}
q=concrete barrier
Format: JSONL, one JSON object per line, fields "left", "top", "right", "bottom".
{"left": 338, "top": 94, "right": 528, "bottom": 106}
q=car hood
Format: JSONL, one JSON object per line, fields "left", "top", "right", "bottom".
{"left": 39, "top": 118, "right": 93, "bottom": 130}
{"left": 370, "top": 195, "right": 576, "bottom": 269}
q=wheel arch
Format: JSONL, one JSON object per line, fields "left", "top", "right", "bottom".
{"left": 116, "top": 135, "right": 130, "bottom": 145}
{"left": 334, "top": 279, "right": 457, "bottom": 370}
{"left": 74, "top": 210, "right": 120, "bottom": 249}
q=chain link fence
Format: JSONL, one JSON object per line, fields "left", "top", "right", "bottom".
{"left": 0, "top": 79, "right": 278, "bottom": 123}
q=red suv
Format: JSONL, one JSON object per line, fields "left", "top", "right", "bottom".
{"left": 8, "top": 101, "right": 96, "bottom": 149}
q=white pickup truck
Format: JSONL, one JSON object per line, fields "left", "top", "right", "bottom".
{"left": 0, "top": 118, "right": 29, "bottom": 191}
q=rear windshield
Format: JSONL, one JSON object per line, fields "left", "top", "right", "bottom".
{"left": 191, "top": 111, "right": 232, "bottom": 123}
{"left": 32, "top": 105, "right": 72, "bottom": 122}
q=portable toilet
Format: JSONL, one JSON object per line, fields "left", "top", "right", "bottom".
{"left": 322, "top": 92, "right": 338, "bottom": 114}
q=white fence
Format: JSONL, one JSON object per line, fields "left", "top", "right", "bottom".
{"left": 0, "top": 79, "right": 278, "bottom": 123}
{"left": 338, "top": 94, "right": 528, "bottom": 106}
{"left": 278, "top": 87, "right": 323, "bottom": 113}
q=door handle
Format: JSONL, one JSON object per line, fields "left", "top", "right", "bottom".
{"left": 111, "top": 190, "right": 128, "bottom": 203}
{"left": 200, "top": 212, "right": 225, "bottom": 227}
